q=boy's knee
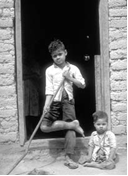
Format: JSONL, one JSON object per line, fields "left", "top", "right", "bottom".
{"left": 40, "top": 124, "right": 49, "bottom": 132}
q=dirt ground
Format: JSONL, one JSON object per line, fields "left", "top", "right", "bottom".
{"left": 0, "top": 141, "right": 127, "bottom": 175}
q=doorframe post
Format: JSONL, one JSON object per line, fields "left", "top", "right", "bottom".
{"left": 95, "top": 0, "right": 111, "bottom": 129}
{"left": 15, "top": 0, "right": 111, "bottom": 144}
{"left": 15, "top": 0, "right": 26, "bottom": 145}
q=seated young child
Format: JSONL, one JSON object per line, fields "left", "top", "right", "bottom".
{"left": 79, "top": 111, "right": 118, "bottom": 170}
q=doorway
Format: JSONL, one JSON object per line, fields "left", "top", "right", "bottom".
{"left": 21, "top": 0, "right": 100, "bottom": 140}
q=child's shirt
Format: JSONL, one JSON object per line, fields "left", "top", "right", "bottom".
{"left": 89, "top": 131, "right": 117, "bottom": 161}
{"left": 45, "top": 62, "right": 85, "bottom": 101}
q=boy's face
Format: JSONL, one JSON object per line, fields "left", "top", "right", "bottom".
{"left": 94, "top": 118, "right": 108, "bottom": 134}
{"left": 51, "top": 48, "right": 67, "bottom": 66}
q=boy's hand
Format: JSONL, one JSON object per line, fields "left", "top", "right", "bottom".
{"left": 63, "top": 70, "right": 71, "bottom": 80}
{"left": 43, "top": 106, "right": 50, "bottom": 114}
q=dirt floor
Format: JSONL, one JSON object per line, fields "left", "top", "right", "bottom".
{"left": 0, "top": 140, "right": 127, "bottom": 175}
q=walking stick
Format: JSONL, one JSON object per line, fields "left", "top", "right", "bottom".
{"left": 7, "top": 77, "right": 65, "bottom": 175}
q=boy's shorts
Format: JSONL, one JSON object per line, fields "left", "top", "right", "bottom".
{"left": 42, "top": 90, "right": 76, "bottom": 126}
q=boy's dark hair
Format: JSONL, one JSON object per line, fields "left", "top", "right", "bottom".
{"left": 48, "top": 39, "right": 65, "bottom": 54}
{"left": 92, "top": 111, "right": 108, "bottom": 123}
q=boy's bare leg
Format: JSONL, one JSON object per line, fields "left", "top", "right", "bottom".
{"left": 41, "top": 120, "right": 85, "bottom": 137}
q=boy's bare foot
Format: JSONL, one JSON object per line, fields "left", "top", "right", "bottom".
{"left": 72, "top": 120, "right": 85, "bottom": 137}
{"left": 65, "top": 154, "right": 78, "bottom": 169}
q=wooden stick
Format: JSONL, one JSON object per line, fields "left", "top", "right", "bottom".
{"left": 7, "top": 77, "right": 65, "bottom": 175}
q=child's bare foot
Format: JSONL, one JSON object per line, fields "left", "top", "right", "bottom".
{"left": 83, "top": 162, "right": 94, "bottom": 167}
{"left": 72, "top": 120, "right": 85, "bottom": 137}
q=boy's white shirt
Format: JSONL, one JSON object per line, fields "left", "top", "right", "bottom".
{"left": 89, "top": 131, "right": 117, "bottom": 161}
{"left": 45, "top": 62, "right": 85, "bottom": 101}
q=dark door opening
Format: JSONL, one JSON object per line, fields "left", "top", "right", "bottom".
{"left": 21, "top": 0, "right": 99, "bottom": 139}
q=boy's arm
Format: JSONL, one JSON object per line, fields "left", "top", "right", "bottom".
{"left": 43, "top": 68, "right": 54, "bottom": 113}
{"left": 63, "top": 67, "right": 85, "bottom": 89}
{"left": 64, "top": 73, "right": 85, "bottom": 88}
{"left": 43, "top": 95, "right": 53, "bottom": 113}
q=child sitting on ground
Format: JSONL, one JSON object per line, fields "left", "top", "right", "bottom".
{"left": 79, "top": 111, "right": 118, "bottom": 170}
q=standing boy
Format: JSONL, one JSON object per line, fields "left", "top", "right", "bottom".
{"left": 40, "top": 39, "right": 86, "bottom": 169}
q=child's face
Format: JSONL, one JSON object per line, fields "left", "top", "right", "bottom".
{"left": 51, "top": 48, "right": 67, "bottom": 66}
{"left": 94, "top": 118, "right": 108, "bottom": 134}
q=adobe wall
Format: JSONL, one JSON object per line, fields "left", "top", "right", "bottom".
{"left": 0, "top": 0, "right": 18, "bottom": 143}
{"left": 108, "top": 0, "right": 127, "bottom": 135}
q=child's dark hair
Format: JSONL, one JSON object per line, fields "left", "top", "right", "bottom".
{"left": 48, "top": 39, "right": 65, "bottom": 54}
{"left": 92, "top": 111, "right": 108, "bottom": 123}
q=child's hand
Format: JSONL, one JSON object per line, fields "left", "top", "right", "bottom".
{"left": 83, "top": 156, "right": 92, "bottom": 163}
{"left": 79, "top": 156, "right": 92, "bottom": 165}
{"left": 106, "top": 158, "right": 114, "bottom": 163}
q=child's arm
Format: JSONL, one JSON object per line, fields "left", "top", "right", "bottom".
{"left": 79, "top": 132, "right": 95, "bottom": 165}
{"left": 107, "top": 148, "right": 116, "bottom": 162}
{"left": 87, "top": 131, "right": 95, "bottom": 159}
{"left": 107, "top": 131, "right": 117, "bottom": 162}
{"left": 79, "top": 145, "right": 92, "bottom": 164}
{"left": 79, "top": 145, "right": 93, "bottom": 165}
{"left": 87, "top": 145, "right": 94, "bottom": 160}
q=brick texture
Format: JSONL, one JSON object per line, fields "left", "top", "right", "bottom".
{"left": 109, "top": 0, "right": 127, "bottom": 135}
{"left": 0, "top": 0, "right": 18, "bottom": 143}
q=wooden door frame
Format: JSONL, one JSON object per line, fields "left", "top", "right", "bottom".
{"left": 15, "top": 0, "right": 111, "bottom": 145}
{"left": 95, "top": 0, "right": 111, "bottom": 129}
{"left": 15, "top": 0, "right": 26, "bottom": 146}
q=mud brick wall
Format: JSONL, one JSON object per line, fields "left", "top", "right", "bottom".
{"left": 0, "top": 0, "right": 18, "bottom": 143}
{"left": 109, "top": 0, "right": 127, "bottom": 134}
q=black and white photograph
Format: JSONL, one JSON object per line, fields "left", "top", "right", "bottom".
{"left": 0, "top": 0, "right": 127, "bottom": 175}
